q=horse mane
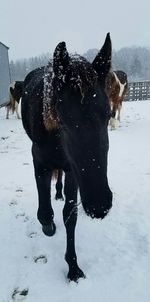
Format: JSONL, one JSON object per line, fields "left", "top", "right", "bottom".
{"left": 43, "top": 62, "right": 59, "bottom": 130}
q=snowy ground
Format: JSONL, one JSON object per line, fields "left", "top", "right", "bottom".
{"left": 0, "top": 101, "right": 150, "bottom": 302}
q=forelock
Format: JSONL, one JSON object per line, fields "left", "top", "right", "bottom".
{"left": 66, "top": 54, "right": 98, "bottom": 87}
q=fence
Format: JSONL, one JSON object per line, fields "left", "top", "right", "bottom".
{"left": 125, "top": 81, "right": 150, "bottom": 101}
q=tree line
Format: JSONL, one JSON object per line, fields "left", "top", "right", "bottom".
{"left": 10, "top": 46, "right": 150, "bottom": 82}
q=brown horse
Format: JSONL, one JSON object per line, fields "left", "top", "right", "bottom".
{"left": 6, "top": 81, "right": 23, "bottom": 119}
{"left": 105, "top": 70, "right": 128, "bottom": 129}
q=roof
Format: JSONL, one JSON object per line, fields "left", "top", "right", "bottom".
{"left": 0, "top": 42, "right": 9, "bottom": 49}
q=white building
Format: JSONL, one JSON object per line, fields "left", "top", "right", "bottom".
{"left": 0, "top": 42, "right": 11, "bottom": 107}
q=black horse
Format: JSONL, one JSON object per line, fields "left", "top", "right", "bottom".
{"left": 21, "top": 33, "right": 113, "bottom": 282}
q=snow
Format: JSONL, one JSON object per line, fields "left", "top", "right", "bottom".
{"left": 0, "top": 101, "right": 150, "bottom": 302}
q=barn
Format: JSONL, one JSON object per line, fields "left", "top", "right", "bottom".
{"left": 0, "top": 42, "right": 11, "bottom": 107}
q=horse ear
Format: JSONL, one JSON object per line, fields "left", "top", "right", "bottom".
{"left": 53, "top": 42, "right": 69, "bottom": 79}
{"left": 92, "top": 33, "right": 112, "bottom": 84}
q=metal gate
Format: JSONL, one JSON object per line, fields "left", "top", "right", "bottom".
{"left": 125, "top": 81, "right": 150, "bottom": 101}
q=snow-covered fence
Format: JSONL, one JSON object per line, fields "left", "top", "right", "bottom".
{"left": 125, "top": 81, "right": 150, "bottom": 101}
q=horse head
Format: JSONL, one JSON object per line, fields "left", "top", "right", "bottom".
{"left": 52, "top": 33, "right": 113, "bottom": 219}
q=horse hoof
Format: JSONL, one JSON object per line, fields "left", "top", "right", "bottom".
{"left": 42, "top": 221, "right": 56, "bottom": 236}
{"left": 68, "top": 267, "right": 86, "bottom": 283}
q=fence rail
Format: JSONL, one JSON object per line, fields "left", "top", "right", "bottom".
{"left": 125, "top": 81, "right": 150, "bottom": 101}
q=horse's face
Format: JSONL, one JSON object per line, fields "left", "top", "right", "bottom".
{"left": 53, "top": 34, "right": 112, "bottom": 219}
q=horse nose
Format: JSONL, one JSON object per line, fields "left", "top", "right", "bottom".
{"left": 84, "top": 205, "right": 111, "bottom": 219}
{"left": 90, "top": 207, "right": 110, "bottom": 219}
{"left": 83, "top": 189, "right": 113, "bottom": 219}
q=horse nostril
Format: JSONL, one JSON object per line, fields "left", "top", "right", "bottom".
{"left": 84, "top": 205, "right": 110, "bottom": 219}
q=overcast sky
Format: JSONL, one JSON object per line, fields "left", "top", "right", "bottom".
{"left": 0, "top": 0, "right": 149, "bottom": 61}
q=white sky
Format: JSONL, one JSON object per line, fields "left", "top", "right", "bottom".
{"left": 0, "top": 0, "right": 150, "bottom": 61}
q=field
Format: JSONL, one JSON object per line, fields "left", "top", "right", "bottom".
{"left": 0, "top": 101, "right": 150, "bottom": 302}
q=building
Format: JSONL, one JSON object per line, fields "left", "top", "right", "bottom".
{"left": 0, "top": 42, "right": 11, "bottom": 107}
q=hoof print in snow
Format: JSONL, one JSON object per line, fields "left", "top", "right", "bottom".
{"left": 24, "top": 216, "right": 29, "bottom": 222}
{"left": 15, "top": 212, "right": 29, "bottom": 222}
{"left": 15, "top": 212, "right": 25, "bottom": 219}
{"left": 34, "top": 255, "right": 47, "bottom": 264}
{"left": 28, "top": 231, "right": 37, "bottom": 238}
{"left": 16, "top": 188, "right": 23, "bottom": 192}
{"left": 12, "top": 288, "right": 29, "bottom": 301}
{"left": 1, "top": 136, "right": 9, "bottom": 140}
{"left": 9, "top": 199, "right": 18, "bottom": 206}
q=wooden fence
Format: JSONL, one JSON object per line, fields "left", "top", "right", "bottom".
{"left": 125, "top": 81, "right": 150, "bottom": 101}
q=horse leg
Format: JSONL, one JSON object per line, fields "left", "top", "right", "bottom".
{"left": 117, "top": 103, "right": 122, "bottom": 122}
{"left": 33, "top": 160, "right": 56, "bottom": 236}
{"left": 110, "top": 103, "right": 117, "bottom": 130}
{"left": 63, "top": 171, "right": 85, "bottom": 282}
{"left": 15, "top": 102, "right": 21, "bottom": 119}
{"left": 55, "top": 169, "right": 63, "bottom": 200}
{"left": 6, "top": 106, "right": 9, "bottom": 119}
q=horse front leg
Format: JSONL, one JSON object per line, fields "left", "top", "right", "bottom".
{"left": 33, "top": 160, "right": 56, "bottom": 237}
{"left": 63, "top": 171, "right": 85, "bottom": 282}
{"left": 15, "top": 103, "right": 21, "bottom": 119}
{"left": 110, "top": 103, "right": 117, "bottom": 130}
{"left": 55, "top": 169, "right": 63, "bottom": 200}
{"left": 6, "top": 106, "right": 9, "bottom": 119}
{"left": 117, "top": 103, "right": 122, "bottom": 122}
